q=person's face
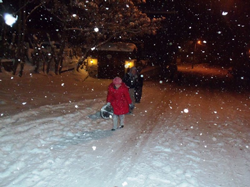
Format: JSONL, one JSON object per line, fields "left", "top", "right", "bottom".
{"left": 131, "top": 69, "right": 137, "bottom": 75}
{"left": 115, "top": 84, "right": 121, "bottom": 88}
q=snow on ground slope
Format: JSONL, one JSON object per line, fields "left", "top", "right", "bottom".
{"left": 0, "top": 64, "right": 250, "bottom": 187}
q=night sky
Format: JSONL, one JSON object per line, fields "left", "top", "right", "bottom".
{"left": 3, "top": 0, "right": 250, "bottom": 42}
{"left": 143, "top": 0, "right": 250, "bottom": 41}
{"left": 139, "top": 0, "right": 250, "bottom": 65}
{"left": 2, "top": 0, "right": 250, "bottom": 65}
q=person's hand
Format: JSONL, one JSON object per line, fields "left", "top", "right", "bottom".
{"left": 129, "top": 103, "right": 134, "bottom": 110}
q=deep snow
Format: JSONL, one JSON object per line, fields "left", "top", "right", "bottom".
{"left": 0, "top": 64, "right": 250, "bottom": 187}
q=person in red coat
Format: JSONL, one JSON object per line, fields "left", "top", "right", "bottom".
{"left": 107, "top": 77, "right": 133, "bottom": 131}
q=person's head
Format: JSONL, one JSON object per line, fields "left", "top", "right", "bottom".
{"left": 113, "top": 77, "right": 122, "bottom": 88}
{"left": 130, "top": 67, "right": 137, "bottom": 76}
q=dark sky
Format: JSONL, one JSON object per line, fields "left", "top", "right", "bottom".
{"left": 137, "top": 0, "right": 250, "bottom": 65}
{"left": 3, "top": 0, "right": 249, "bottom": 41}
{"left": 2, "top": 0, "right": 250, "bottom": 61}
{"left": 143, "top": 0, "right": 250, "bottom": 40}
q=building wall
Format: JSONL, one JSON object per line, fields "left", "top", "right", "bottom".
{"left": 87, "top": 50, "right": 137, "bottom": 79}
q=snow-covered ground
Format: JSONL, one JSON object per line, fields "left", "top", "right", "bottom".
{"left": 0, "top": 64, "right": 250, "bottom": 187}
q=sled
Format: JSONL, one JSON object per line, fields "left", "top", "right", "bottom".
{"left": 100, "top": 104, "right": 114, "bottom": 119}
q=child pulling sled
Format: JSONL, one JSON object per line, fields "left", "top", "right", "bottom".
{"left": 107, "top": 77, "right": 133, "bottom": 131}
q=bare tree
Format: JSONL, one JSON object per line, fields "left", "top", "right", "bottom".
{"left": 2, "top": 0, "right": 164, "bottom": 74}
{"left": 41, "top": 0, "right": 164, "bottom": 71}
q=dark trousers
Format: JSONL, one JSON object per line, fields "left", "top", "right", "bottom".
{"left": 135, "top": 87, "right": 142, "bottom": 102}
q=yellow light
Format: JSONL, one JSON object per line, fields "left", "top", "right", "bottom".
{"left": 125, "top": 60, "right": 135, "bottom": 69}
{"left": 197, "top": 40, "right": 201, "bottom": 45}
{"left": 88, "top": 58, "right": 98, "bottom": 66}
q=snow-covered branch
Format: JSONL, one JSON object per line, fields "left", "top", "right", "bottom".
{"left": 26, "top": 1, "right": 45, "bottom": 22}
{"left": 22, "top": 0, "right": 164, "bottom": 71}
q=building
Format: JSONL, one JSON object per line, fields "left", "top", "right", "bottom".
{"left": 85, "top": 42, "right": 137, "bottom": 79}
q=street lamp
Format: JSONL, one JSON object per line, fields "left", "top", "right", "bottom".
{"left": 3, "top": 13, "right": 18, "bottom": 27}
{"left": 192, "top": 40, "right": 203, "bottom": 69}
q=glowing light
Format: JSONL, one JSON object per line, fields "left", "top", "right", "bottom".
{"left": 4, "top": 13, "right": 18, "bottom": 27}
{"left": 87, "top": 58, "right": 98, "bottom": 65}
{"left": 94, "top": 27, "right": 99, "bottom": 32}
{"left": 222, "top": 11, "right": 228, "bottom": 16}
{"left": 125, "top": 60, "right": 135, "bottom": 69}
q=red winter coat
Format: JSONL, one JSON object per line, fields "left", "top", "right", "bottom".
{"left": 107, "top": 82, "right": 132, "bottom": 115}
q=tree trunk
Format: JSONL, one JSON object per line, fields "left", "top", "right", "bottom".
{"left": 13, "top": 0, "right": 27, "bottom": 77}
{"left": 19, "top": 0, "right": 27, "bottom": 77}
{"left": 13, "top": 0, "right": 22, "bottom": 75}
{"left": 58, "top": 32, "right": 66, "bottom": 74}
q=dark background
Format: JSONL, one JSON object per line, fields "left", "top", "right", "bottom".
{"left": 1, "top": 0, "right": 250, "bottom": 67}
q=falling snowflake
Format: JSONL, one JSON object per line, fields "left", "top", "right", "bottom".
{"left": 122, "top": 181, "right": 128, "bottom": 186}
{"left": 94, "top": 27, "right": 99, "bottom": 32}
{"left": 222, "top": 11, "right": 228, "bottom": 16}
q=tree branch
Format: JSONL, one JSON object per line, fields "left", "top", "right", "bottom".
{"left": 26, "top": 2, "right": 45, "bottom": 22}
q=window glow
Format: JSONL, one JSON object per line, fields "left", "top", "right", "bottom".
{"left": 125, "top": 60, "right": 135, "bottom": 69}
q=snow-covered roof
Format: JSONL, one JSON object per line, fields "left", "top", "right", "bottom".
{"left": 96, "top": 42, "right": 137, "bottom": 52}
